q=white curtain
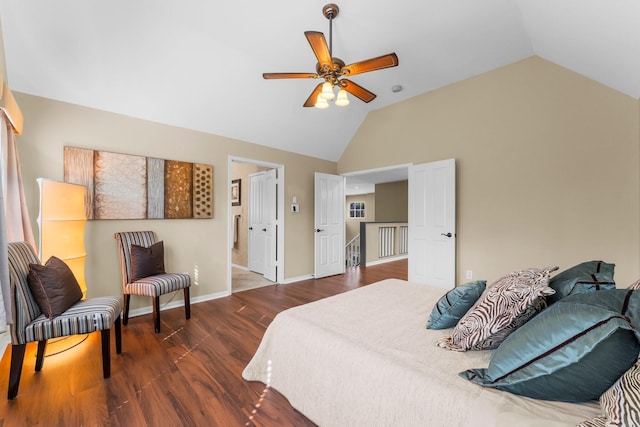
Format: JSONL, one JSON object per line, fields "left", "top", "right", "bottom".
{"left": 0, "top": 110, "right": 35, "bottom": 331}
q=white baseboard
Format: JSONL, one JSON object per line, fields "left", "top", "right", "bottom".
{"left": 231, "top": 264, "right": 249, "bottom": 271}
{"left": 282, "top": 274, "right": 314, "bottom": 284}
{"left": 365, "top": 254, "right": 408, "bottom": 267}
{"left": 127, "top": 289, "right": 230, "bottom": 318}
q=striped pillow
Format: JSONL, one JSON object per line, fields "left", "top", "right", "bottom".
{"left": 578, "top": 360, "right": 640, "bottom": 427}
{"left": 437, "top": 266, "right": 557, "bottom": 351}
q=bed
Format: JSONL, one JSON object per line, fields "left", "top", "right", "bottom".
{"left": 242, "top": 278, "right": 602, "bottom": 427}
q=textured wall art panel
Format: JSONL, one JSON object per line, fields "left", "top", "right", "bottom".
{"left": 165, "top": 160, "right": 193, "bottom": 219}
{"left": 63, "top": 146, "right": 213, "bottom": 220}
{"left": 147, "top": 158, "right": 165, "bottom": 219}
{"left": 94, "top": 151, "right": 147, "bottom": 219}
{"left": 63, "top": 146, "right": 96, "bottom": 219}
{"left": 193, "top": 164, "right": 213, "bottom": 218}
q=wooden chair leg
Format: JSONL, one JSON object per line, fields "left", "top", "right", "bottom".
{"left": 153, "top": 296, "right": 160, "bottom": 333}
{"left": 8, "top": 344, "right": 26, "bottom": 400}
{"left": 122, "top": 294, "right": 131, "bottom": 325}
{"left": 184, "top": 287, "right": 191, "bottom": 320}
{"left": 35, "top": 341, "right": 47, "bottom": 372}
{"left": 115, "top": 316, "right": 122, "bottom": 354}
{"left": 100, "top": 329, "right": 111, "bottom": 378}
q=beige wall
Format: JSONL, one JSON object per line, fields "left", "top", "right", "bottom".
{"left": 10, "top": 54, "right": 640, "bottom": 313}
{"left": 15, "top": 93, "right": 336, "bottom": 311}
{"left": 231, "top": 162, "right": 269, "bottom": 267}
{"left": 339, "top": 56, "right": 640, "bottom": 286}
{"left": 346, "top": 193, "right": 375, "bottom": 242}
{"left": 375, "top": 181, "right": 408, "bottom": 222}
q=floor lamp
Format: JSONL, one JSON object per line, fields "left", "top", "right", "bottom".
{"left": 36, "top": 178, "right": 88, "bottom": 298}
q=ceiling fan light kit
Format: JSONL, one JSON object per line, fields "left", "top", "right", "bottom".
{"left": 320, "top": 81, "right": 335, "bottom": 100}
{"left": 335, "top": 88, "right": 350, "bottom": 106}
{"left": 263, "top": 3, "right": 399, "bottom": 109}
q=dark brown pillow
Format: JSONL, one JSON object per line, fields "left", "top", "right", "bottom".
{"left": 129, "top": 241, "right": 166, "bottom": 282}
{"left": 27, "top": 256, "right": 83, "bottom": 319}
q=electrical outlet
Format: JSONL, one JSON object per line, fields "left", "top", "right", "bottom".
{"left": 466, "top": 270, "right": 473, "bottom": 280}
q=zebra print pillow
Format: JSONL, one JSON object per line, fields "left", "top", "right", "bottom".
{"left": 578, "top": 360, "right": 640, "bottom": 427}
{"left": 437, "top": 266, "right": 558, "bottom": 351}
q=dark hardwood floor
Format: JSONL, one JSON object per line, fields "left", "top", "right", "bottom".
{"left": 0, "top": 259, "right": 407, "bottom": 427}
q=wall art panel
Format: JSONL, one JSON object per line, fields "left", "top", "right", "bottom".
{"left": 193, "top": 164, "right": 213, "bottom": 218}
{"left": 165, "top": 160, "right": 193, "bottom": 219}
{"left": 64, "top": 146, "right": 213, "bottom": 220}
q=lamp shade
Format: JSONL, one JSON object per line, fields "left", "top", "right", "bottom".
{"left": 37, "top": 178, "right": 88, "bottom": 297}
{"left": 320, "top": 81, "right": 335, "bottom": 100}
{"left": 315, "top": 96, "right": 329, "bottom": 109}
{"left": 335, "top": 89, "right": 350, "bottom": 107}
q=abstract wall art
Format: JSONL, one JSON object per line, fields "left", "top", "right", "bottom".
{"left": 63, "top": 146, "right": 213, "bottom": 220}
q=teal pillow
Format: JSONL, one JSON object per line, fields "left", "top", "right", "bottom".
{"left": 427, "top": 280, "right": 486, "bottom": 329}
{"left": 460, "top": 299, "right": 640, "bottom": 402}
{"left": 558, "top": 289, "right": 640, "bottom": 330}
{"left": 547, "top": 260, "right": 615, "bottom": 305}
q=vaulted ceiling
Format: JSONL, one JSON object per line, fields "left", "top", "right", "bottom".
{"left": 1, "top": 1, "right": 639, "bottom": 162}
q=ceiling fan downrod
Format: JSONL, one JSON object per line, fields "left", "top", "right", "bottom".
{"left": 323, "top": 3, "right": 339, "bottom": 59}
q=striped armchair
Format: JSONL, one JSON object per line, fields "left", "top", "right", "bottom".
{"left": 114, "top": 231, "right": 191, "bottom": 333}
{"left": 7, "top": 242, "right": 122, "bottom": 399}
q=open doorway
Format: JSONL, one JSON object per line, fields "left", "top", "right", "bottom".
{"left": 228, "top": 157, "right": 284, "bottom": 293}
{"left": 342, "top": 164, "right": 411, "bottom": 272}
{"left": 342, "top": 160, "right": 456, "bottom": 286}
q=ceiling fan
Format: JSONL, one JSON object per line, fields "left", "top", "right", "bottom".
{"left": 263, "top": 3, "right": 399, "bottom": 108}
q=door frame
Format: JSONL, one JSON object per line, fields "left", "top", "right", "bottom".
{"left": 228, "top": 156, "right": 285, "bottom": 293}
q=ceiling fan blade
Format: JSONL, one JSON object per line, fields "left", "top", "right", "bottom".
{"left": 342, "top": 79, "right": 376, "bottom": 103}
{"left": 304, "top": 31, "right": 333, "bottom": 71}
{"left": 303, "top": 83, "right": 323, "bottom": 107}
{"left": 341, "top": 53, "right": 399, "bottom": 76}
{"left": 263, "top": 72, "right": 318, "bottom": 79}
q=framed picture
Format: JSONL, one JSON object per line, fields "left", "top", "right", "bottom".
{"left": 231, "top": 179, "right": 241, "bottom": 206}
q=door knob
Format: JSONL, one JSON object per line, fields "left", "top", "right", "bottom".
{"left": 315, "top": 228, "right": 324, "bottom": 233}
{"left": 441, "top": 232, "right": 453, "bottom": 238}
{"left": 249, "top": 227, "right": 253, "bottom": 230}
{"left": 262, "top": 228, "right": 267, "bottom": 232}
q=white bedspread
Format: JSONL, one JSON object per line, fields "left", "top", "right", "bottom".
{"left": 242, "top": 279, "right": 601, "bottom": 427}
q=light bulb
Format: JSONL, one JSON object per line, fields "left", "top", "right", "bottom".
{"left": 320, "top": 81, "right": 335, "bottom": 100}
{"left": 315, "top": 96, "right": 329, "bottom": 109}
{"left": 335, "top": 89, "right": 350, "bottom": 107}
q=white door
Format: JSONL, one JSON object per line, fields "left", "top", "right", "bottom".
{"left": 314, "top": 172, "right": 345, "bottom": 278}
{"left": 248, "top": 172, "right": 265, "bottom": 274}
{"left": 408, "top": 159, "right": 456, "bottom": 288}
{"left": 262, "top": 169, "right": 277, "bottom": 282}
{"left": 248, "top": 170, "right": 277, "bottom": 280}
